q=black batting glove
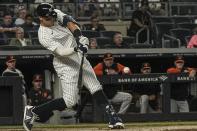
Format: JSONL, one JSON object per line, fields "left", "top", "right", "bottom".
{"left": 74, "top": 43, "right": 88, "bottom": 54}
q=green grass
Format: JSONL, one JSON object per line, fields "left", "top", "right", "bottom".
{"left": 1, "top": 121, "right": 197, "bottom": 129}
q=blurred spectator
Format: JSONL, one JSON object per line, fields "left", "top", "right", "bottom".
{"left": 167, "top": 56, "right": 196, "bottom": 113}
{"left": 133, "top": 62, "right": 161, "bottom": 113}
{"left": 14, "top": 7, "right": 27, "bottom": 25}
{"left": 84, "top": 15, "right": 106, "bottom": 31}
{"left": 187, "top": 35, "right": 197, "bottom": 48}
{"left": 28, "top": 74, "right": 52, "bottom": 106}
{"left": 149, "top": 0, "right": 167, "bottom": 16}
{"left": 94, "top": 53, "right": 132, "bottom": 114}
{"left": 9, "top": 27, "right": 32, "bottom": 47}
{"left": 21, "top": 14, "right": 38, "bottom": 33}
{"left": 0, "top": 13, "right": 17, "bottom": 40}
{"left": 2, "top": 55, "right": 27, "bottom": 109}
{"left": 34, "top": 0, "right": 53, "bottom": 3}
{"left": 98, "top": 0, "right": 119, "bottom": 17}
{"left": 110, "top": 32, "right": 129, "bottom": 48}
{"left": 89, "top": 38, "right": 99, "bottom": 49}
{"left": 127, "top": 0, "right": 153, "bottom": 43}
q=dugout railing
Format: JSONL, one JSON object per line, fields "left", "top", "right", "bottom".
{"left": 93, "top": 73, "right": 197, "bottom": 122}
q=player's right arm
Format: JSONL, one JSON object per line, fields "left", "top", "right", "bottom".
{"left": 39, "top": 29, "right": 75, "bottom": 57}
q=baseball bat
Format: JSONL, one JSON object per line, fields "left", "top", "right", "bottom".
{"left": 67, "top": 22, "right": 85, "bottom": 122}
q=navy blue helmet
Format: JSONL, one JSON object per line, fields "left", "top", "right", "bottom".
{"left": 36, "top": 3, "right": 57, "bottom": 17}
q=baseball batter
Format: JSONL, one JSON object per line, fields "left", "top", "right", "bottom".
{"left": 23, "top": 3, "right": 124, "bottom": 131}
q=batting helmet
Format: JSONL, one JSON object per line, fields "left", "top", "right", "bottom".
{"left": 36, "top": 3, "right": 57, "bottom": 17}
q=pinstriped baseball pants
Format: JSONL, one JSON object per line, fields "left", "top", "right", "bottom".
{"left": 54, "top": 57, "right": 102, "bottom": 108}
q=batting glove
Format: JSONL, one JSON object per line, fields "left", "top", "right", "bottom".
{"left": 54, "top": 9, "right": 79, "bottom": 27}
{"left": 74, "top": 43, "right": 88, "bottom": 54}
{"left": 79, "top": 36, "right": 89, "bottom": 46}
{"left": 54, "top": 9, "right": 65, "bottom": 24}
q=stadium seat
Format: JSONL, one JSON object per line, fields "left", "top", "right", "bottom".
{"left": 100, "top": 31, "right": 119, "bottom": 38}
{"left": 95, "top": 37, "right": 112, "bottom": 48}
{"left": 0, "top": 45, "right": 20, "bottom": 50}
{"left": 170, "top": 28, "right": 192, "bottom": 47}
{"left": 130, "top": 43, "right": 153, "bottom": 48}
{"left": 28, "top": 31, "right": 38, "bottom": 39}
{"left": 177, "top": 23, "right": 197, "bottom": 32}
{"left": 21, "top": 45, "right": 45, "bottom": 50}
{"left": 123, "top": 36, "right": 135, "bottom": 45}
{"left": 81, "top": 30, "right": 100, "bottom": 38}
{"left": 31, "top": 38, "right": 41, "bottom": 45}
{"left": 155, "top": 22, "right": 175, "bottom": 47}
{"left": 173, "top": 17, "right": 193, "bottom": 24}
{"left": 152, "top": 17, "right": 173, "bottom": 23}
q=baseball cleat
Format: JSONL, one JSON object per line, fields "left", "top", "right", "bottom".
{"left": 108, "top": 118, "right": 124, "bottom": 129}
{"left": 23, "top": 106, "right": 38, "bottom": 131}
{"left": 106, "top": 105, "right": 125, "bottom": 129}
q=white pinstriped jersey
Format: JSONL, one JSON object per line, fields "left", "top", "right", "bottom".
{"left": 38, "top": 23, "right": 86, "bottom": 82}
{"left": 38, "top": 23, "right": 102, "bottom": 108}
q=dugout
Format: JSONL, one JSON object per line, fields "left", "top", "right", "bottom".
{"left": 0, "top": 77, "right": 23, "bottom": 125}
{"left": 1, "top": 48, "right": 197, "bottom": 124}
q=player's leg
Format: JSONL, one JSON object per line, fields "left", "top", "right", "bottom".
{"left": 140, "top": 95, "right": 149, "bottom": 113}
{"left": 23, "top": 98, "right": 66, "bottom": 131}
{"left": 23, "top": 78, "right": 78, "bottom": 131}
{"left": 178, "top": 100, "right": 189, "bottom": 112}
{"left": 82, "top": 59, "right": 124, "bottom": 129}
{"left": 110, "top": 92, "right": 132, "bottom": 114}
{"left": 170, "top": 99, "right": 179, "bottom": 112}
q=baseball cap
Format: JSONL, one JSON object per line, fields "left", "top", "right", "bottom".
{"left": 103, "top": 53, "right": 113, "bottom": 60}
{"left": 141, "top": 62, "right": 151, "bottom": 69}
{"left": 33, "top": 74, "right": 43, "bottom": 82}
{"left": 6, "top": 55, "right": 16, "bottom": 62}
{"left": 175, "top": 55, "right": 184, "bottom": 63}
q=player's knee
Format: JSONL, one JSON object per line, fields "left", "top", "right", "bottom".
{"left": 140, "top": 95, "right": 149, "bottom": 103}
{"left": 126, "top": 93, "right": 132, "bottom": 102}
{"left": 90, "top": 85, "right": 102, "bottom": 94}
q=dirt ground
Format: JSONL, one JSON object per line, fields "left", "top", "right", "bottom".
{"left": 2, "top": 126, "right": 197, "bottom": 131}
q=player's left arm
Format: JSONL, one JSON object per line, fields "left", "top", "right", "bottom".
{"left": 54, "top": 9, "right": 88, "bottom": 49}
{"left": 54, "top": 9, "right": 89, "bottom": 54}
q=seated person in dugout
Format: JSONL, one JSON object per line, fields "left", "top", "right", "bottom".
{"left": 93, "top": 53, "right": 132, "bottom": 114}
{"left": 167, "top": 55, "right": 196, "bottom": 113}
{"left": 28, "top": 74, "right": 53, "bottom": 122}
{"left": 133, "top": 62, "right": 161, "bottom": 113}
{"left": 2, "top": 55, "right": 27, "bottom": 109}
{"left": 28, "top": 74, "right": 52, "bottom": 106}
{"left": 74, "top": 53, "right": 132, "bottom": 119}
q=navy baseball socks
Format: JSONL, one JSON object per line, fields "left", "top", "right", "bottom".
{"left": 23, "top": 98, "right": 66, "bottom": 131}
{"left": 92, "top": 90, "right": 124, "bottom": 129}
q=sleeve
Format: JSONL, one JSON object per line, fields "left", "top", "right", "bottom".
{"left": 187, "top": 35, "right": 197, "bottom": 48}
{"left": 9, "top": 39, "right": 15, "bottom": 46}
{"left": 167, "top": 68, "right": 179, "bottom": 74}
{"left": 93, "top": 63, "right": 103, "bottom": 76}
{"left": 39, "top": 30, "right": 62, "bottom": 52}
{"left": 117, "top": 63, "right": 132, "bottom": 74}
{"left": 117, "top": 63, "right": 126, "bottom": 73}
{"left": 187, "top": 67, "right": 196, "bottom": 73}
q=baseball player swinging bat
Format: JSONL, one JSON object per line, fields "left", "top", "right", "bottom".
{"left": 23, "top": 3, "right": 124, "bottom": 131}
